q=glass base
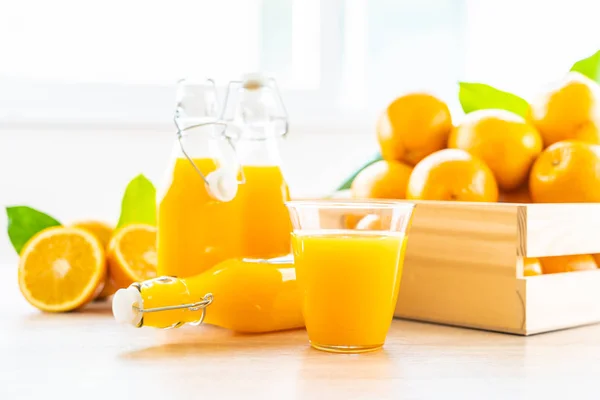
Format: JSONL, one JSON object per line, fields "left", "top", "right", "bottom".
{"left": 310, "top": 342, "right": 383, "bottom": 354}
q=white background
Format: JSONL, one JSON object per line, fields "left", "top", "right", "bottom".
{"left": 1, "top": 0, "right": 600, "bottom": 263}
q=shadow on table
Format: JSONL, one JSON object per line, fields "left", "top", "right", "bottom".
{"left": 119, "top": 326, "right": 309, "bottom": 360}
{"left": 296, "top": 347, "right": 398, "bottom": 398}
{"left": 392, "top": 317, "right": 600, "bottom": 347}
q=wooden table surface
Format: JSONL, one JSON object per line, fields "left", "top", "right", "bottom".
{"left": 2, "top": 269, "right": 600, "bottom": 400}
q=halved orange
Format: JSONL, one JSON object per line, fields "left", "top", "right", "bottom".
{"left": 71, "top": 220, "right": 116, "bottom": 300}
{"left": 107, "top": 224, "right": 157, "bottom": 289}
{"left": 95, "top": 276, "right": 119, "bottom": 300}
{"left": 71, "top": 220, "right": 113, "bottom": 247}
{"left": 18, "top": 227, "right": 106, "bottom": 312}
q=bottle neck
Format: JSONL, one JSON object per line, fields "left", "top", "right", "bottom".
{"left": 174, "top": 122, "right": 284, "bottom": 169}
{"left": 174, "top": 124, "right": 241, "bottom": 172}
{"left": 235, "top": 135, "right": 283, "bottom": 167}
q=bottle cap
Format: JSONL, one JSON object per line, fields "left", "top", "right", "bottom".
{"left": 205, "top": 168, "right": 238, "bottom": 202}
{"left": 112, "top": 286, "right": 143, "bottom": 327}
{"left": 240, "top": 73, "right": 270, "bottom": 90}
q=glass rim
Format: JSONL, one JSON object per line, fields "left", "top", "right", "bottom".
{"left": 285, "top": 199, "right": 416, "bottom": 210}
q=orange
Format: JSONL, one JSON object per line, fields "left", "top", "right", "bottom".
{"left": 529, "top": 140, "right": 600, "bottom": 203}
{"left": 355, "top": 214, "right": 383, "bottom": 230}
{"left": 592, "top": 254, "right": 600, "bottom": 268}
{"left": 523, "top": 257, "right": 542, "bottom": 276}
{"left": 540, "top": 254, "right": 598, "bottom": 274}
{"left": 348, "top": 160, "right": 411, "bottom": 228}
{"left": 331, "top": 191, "right": 362, "bottom": 228}
{"left": 107, "top": 224, "right": 158, "bottom": 289}
{"left": 376, "top": 93, "right": 453, "bottom": 166}
{"left": 71, "top": 220, "right": 117, "bottom": 300}
{"left": 528, "top": 72, "right": 600, "bottom": 147}
{"left": 350, "top": 160, "right": 413, "bottom": 200}
{"left": 499, "top": 185, "right": 532, "bottom": 203}
{"left": 343, "top": 214, "right": 361, "bottom": 230}
{"left": 406, "top": 149, "right": 499, "bottom": 202}
{"left": 448, "top": 109, "right": 542, "bottom": 191}
{"left": 71, "top": 220, "right": 113, "bottom": 247}
{"left": 18, "top": 227, "right": 106, "bottom": 312}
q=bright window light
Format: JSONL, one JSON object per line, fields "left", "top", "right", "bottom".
{"left": 1, "top": 0, "right": 599, "bottom": 126}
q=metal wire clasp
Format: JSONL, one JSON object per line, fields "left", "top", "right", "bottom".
{"left": 175, "top": 118, "right": 246, "bottom": 187}
{"left": 174, "top": 78, "right": 247, "bottom": 190}
{"left": 131, "top": 282, "right": 214, "bottom": 328}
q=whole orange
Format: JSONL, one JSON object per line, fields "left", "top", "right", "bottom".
{"left": 449, "top": 109, "right": 542, "bottom": 191}
{"left": 377, "top": 93, "right": 453, "bottom": 166}
{"left": 406, "top": 149, "right": 499, "bottom": 202}
{"left": 528, "top": 71, "right": 600, "bottom": 147}
{"left": 540, "top": 254, "right": 598, "bottom": 274}
{"left": 351, "top": 160, "right": 413, "bottom": 199}
{"left": 529, "top": 140, "right": 600, "bottom": 203}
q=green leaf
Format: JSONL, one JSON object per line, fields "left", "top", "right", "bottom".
{"left": 334, "top": 152, "right": 383, "bottom": 192}
{"left": 458, "top": 82, "right": 529, "bottom": 117}
{"left": 6, "top": 206, "right": 61, "bottom": 254}
{"left": 571, "top": 50, "right": 600, "bottom": 83}
{"left": 116, "top": 174, "right": 157, "bottom": 228}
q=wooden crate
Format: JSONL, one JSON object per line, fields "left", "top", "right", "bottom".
{"left": 393, "top": 201, "right": 600, "bottom": 335}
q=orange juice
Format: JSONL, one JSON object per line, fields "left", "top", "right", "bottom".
{"left": 113, "top": 256, "right": 304, "bottom": 333}
{"left": 157, "top": 157, "right": 291, "bottom": 278}
{"left": 157, "top": 157, "right": 243, "bottom": 278}
{"left": 238, "top": 165, "right": 291, "bottom": 258}
{"left": 292, "top": 231, "right": 407, "bottom": 352}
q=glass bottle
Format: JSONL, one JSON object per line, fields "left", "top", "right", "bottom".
{"left": 113, "top": 255, "right": 304, "bottom": 333}
{"left": 222, "top": 73, "right": 292, "bottom": 259}
{"left": 156, "top": 78, "right": 244, "bottom": 278}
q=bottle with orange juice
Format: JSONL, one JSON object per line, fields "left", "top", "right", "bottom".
{"left": 157, "top": 75, "right": 291, "bottom": 278}
{"left": 220, "top": 73, "right": 292, "bottom": 259}
{"left": 113, "top": 255, "right": 304, "bottom": 333}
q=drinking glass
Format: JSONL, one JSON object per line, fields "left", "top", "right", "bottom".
{"left": 286, "top": 200, "right": 415, "bottom": 353}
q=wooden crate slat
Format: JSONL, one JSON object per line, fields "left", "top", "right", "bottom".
{"left": 403, "top": 202, "right": 520, "bottom": 273}
{"left": 524, "top": 270, "right": 600, "bottom": 334}
{"left": 395, "top": 253, "right": 525, "bottom": 334}
{"left": 526, "top": 203, "right": 600, "bottom": 257}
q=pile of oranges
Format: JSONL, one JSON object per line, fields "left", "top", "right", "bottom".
{"left": 349, "top": 71, "right": 600, "bottom": 276}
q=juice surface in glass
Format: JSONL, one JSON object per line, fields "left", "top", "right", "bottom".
{"left": 157, "top": 157, "right": 244, "bottom": 278}
{"left": 238, "top": 165, "right": 291, "bottom": 258}
{"left": 292, "top": 230, "right": 407, "bottom": 353}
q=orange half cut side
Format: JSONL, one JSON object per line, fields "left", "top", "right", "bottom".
{"left": 18, "top": 227, "right": 106, "bottom": 312}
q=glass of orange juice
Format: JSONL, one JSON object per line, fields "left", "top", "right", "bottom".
{"left": 286, "top": 200, "right": 415, "bottom": 354}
